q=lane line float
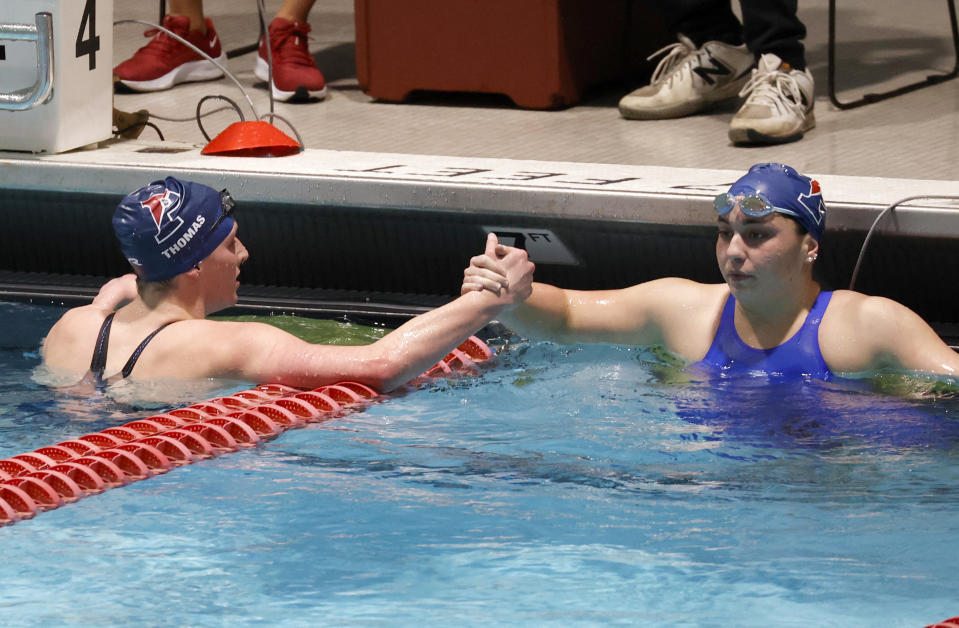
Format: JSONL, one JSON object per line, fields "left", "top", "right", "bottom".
{"left": 0, "top": 336, "right": 492, "bottom": 526}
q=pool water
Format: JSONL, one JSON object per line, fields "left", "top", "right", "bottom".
{"left": 2, "top": 301, "right": 959, "bottom": 626}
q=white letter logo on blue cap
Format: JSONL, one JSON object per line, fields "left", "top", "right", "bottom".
{"left": 141, "top": 188, "right": 185, "bottom": 245}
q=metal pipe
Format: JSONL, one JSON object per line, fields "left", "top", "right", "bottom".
{"left": 0, "top": 13, "right": 54, "bottom": 111}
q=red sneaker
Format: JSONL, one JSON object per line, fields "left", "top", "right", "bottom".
{"left": 114, "top": 15, "right": 226, "bottom": 92}
{"left": 254, "top": 18, "right": 327, "bottom": 102}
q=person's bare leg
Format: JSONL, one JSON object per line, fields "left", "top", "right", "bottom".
{"left": 168, "top": 0, "right": 207, "bottom": 33}
{"left": 275, "top": 0, "right": 316, "bottom": 23}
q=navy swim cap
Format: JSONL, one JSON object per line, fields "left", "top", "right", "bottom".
{"left": 727, "top": 163, "right": 827, "bottom": 242}
{"left": 113, "top": 177, "right": 236, "bottom": 282}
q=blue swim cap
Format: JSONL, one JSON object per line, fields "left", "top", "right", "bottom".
{"left": 113, "top": 177, "right": 236, "bottom": 282}
{"left": 727, "top": 163, "right": 827, "bottom": 242}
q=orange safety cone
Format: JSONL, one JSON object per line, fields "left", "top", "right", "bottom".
{"left": 201, "top": 121, "right": 301, "bottom": 157}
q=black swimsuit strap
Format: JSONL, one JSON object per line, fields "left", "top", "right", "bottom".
{"left": 121, "top": 321, "right": 176, "bottom": 379}
{"left": 90, "top": 312, "right": 116, "bottom": 388}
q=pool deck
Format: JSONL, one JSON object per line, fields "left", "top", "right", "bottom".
{"left": 98, "top": 0, "right": 959, "bottom": 182}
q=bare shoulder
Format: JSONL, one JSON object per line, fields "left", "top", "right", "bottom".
{"left": 42, "top": 304, "right": 108, "bottom": 364}
{"left": 825, "top": 289, "right": 920, "bottom": 329}
{"left": 822, "top": 289, "right": 957, "bottom": 373}
{"left": 51, "top": 303, "right": 105, "bottom": 327}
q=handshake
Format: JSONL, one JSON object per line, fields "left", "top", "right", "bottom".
{"left": 461, "top": 233, "right": 536, "bottom": 307}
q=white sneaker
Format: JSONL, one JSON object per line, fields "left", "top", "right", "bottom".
{"left": 728, "top": 53, "right": 815, "bottom": 144}
{"left": 619, "top": 34, "right": 755, "bottom": 120}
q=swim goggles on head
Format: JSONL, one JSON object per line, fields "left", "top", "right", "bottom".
{"left": 207, "top": 188, "right": 236, "bottom": 235}
{"left": 713, "top": 192, "right": 799, "bottom": 219}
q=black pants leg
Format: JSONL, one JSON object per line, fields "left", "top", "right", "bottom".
{"left": 659, "top": 0, "right": 743, "bottom": 48}
{"left": 740, "top": 0, "right": 807, "bottom": 69}
{"left": 658, "top": 0, "right": 807, "bottom": 70}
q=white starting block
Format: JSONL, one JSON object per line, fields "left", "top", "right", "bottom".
{"left": 0, "top": 0, "right": 113, "bottom": 153}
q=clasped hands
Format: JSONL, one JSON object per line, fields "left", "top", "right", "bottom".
{"left": 461, "top": 233, "right": 535, "bottom": 306}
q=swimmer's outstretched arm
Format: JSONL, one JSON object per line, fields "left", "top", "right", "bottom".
{"left": 463, "top": 234, "right": 704, "bottom": 347}
{"left": 494, "top": 281, "right": 702, "bottom": 346}
{"left": 219, "top": 244, "right": 535, "bottom": 392}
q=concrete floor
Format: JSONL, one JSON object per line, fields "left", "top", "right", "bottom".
{"left": 111, "top": 0, "right": 959, "bottom": 181}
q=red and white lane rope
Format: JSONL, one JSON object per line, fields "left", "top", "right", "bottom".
{"left": 0, "top": 336, "right": 492, "bottom": 526}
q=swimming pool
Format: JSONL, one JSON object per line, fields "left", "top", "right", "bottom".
{"left": 2, "top": 300, "right": 958, "bottom": 626}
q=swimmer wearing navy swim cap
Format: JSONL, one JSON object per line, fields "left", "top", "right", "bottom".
{"left": 113, "top": 176, "right": 237, "bottom": 282}
{"left": 42, "top": 177, "right": 535, "bottom": 397}
{"left": 463, "top": 162, "right": 959, "bottom": 381}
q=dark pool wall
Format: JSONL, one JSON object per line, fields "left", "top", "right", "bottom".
{"left": 1, "top": 187, "right": 958, "bottom": 327}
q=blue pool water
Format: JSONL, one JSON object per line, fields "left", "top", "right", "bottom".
{"left": 2, "top": 301, "right": 959, "bottom": 626}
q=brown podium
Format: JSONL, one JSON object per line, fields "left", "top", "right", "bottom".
{"left": 355, "top": 0, "right": 669, "bottom": 109}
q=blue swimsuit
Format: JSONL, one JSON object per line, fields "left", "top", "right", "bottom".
{"left": 694, "top": 291, "right": 834, "bottom": 381}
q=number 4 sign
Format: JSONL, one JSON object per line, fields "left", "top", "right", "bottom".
{"left": 0, "top": 0, "right": 113, "bottom": 153}
{"left": 75, "top": 0, "right": 100, "bottom": 71}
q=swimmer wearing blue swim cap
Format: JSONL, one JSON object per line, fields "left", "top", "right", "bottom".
{"left": 715, "top": 162, "right": 827, "bottom": 243}
{"left": 463, "top": 162, "right": 959, "bottom": 383}
{"left": 113, "top": 177, "right": 237, "bottom": 282}
{"left": 42, "top": 177, "right": 535, "bottom": 397}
